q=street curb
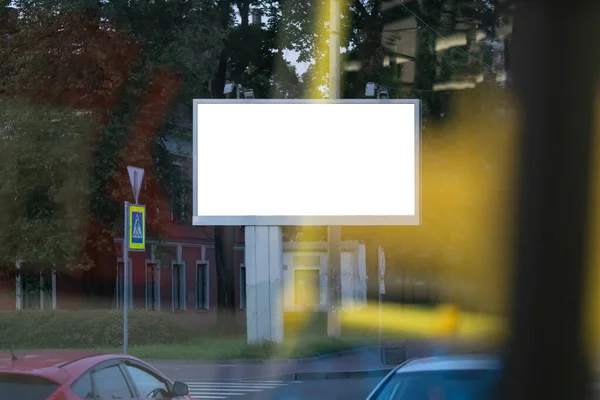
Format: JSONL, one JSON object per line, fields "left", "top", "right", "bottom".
{"left": 243, "top": 367, "right": 394, "bottom": 381}
{"left": 146, "top": 345, "right": 378, "bottom": 365}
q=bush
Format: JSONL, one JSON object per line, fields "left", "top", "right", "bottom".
{"left": 288, "top": 337, "right": 358, "bottom": 358}
{"left": 284, "top": 311, "right": 382, "bottom": 337}
{"left": 0, "top": 310, "right": 195, "bottom": 350}
{"left": 284, "top": 311, "right": 327, "bottom": 337}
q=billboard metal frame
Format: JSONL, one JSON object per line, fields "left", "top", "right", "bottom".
{"left": 192, "top": 99, "right": 421, "bottom": 226}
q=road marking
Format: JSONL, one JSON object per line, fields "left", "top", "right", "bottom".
{"left": 189, "top": 383, "right": 286, "bottom": 388}
{"left": 188, "top": 382, "right": 287, "bottom": 385}
{"left": 184, "top": 380, "right": 301, "bottom": 399}
{"left": 191, "top": 389, "right": 263, "bottom": 392}
{"left": 188, "top": 392, "right": 246, "bottom": 396}
{"left": 190, "top": 387, "right": 264, "bottom": 390}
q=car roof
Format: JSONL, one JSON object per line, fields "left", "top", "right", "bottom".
{"left": 0, "top": 350, "right": 144, "bottom": 384}
{"left": 396, "top": 355, "right": 501, "bottom": 373}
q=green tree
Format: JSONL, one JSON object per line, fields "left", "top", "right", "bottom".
{"left": 0, "top": 100, "right": 95, "bottom": 272}
{"left": 0, "top": 0, "right": 224, "bottom": 306}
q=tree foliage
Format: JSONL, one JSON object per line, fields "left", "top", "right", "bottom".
{"left": 0, "top": 99, "right": 95, "bottom": 270}
{"left": 0, "top": 0, "right": 224, "bottom": 305}
{"left": 0, "top": 0, "right": 510, "bottom": 310}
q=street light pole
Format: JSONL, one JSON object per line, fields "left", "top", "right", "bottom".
{"left": 327, "top": 0, "right": 342, "bottom": 337}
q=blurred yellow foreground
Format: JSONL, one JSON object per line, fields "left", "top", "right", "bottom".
{"left": 317, "top": 87, "right": 599, "bottom": 355}
{"left": 344, "top": 303, "right": 504, "bottom": 340}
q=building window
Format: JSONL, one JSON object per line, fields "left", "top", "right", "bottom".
{"left": 20, "top": 273, "right": 40, "bottom": 310}
{"left": 293, "top": 255, "right": 321, "bottom": 267}
{"left": 196, "top": 263, "right": 208, "bottom": 310}
{"left": 240, "top": 264, "right": 246, "bottom": 309}
{"left": 146, "top": 263, "right": 159, "bottom": 311}
{"left": 115, "top": 261, "right": 132, "bottom": 310}
{"left": 16, "top": 268, "right": 56, "bottom": 310}
{"left": 39, "top": 271, "right": 54, "bottom": 310}
{"left": 172, "top": 263, "right": 185, "bottom": 311}
{"left": 294, "top": 269, "right": 320, "bottom": 307}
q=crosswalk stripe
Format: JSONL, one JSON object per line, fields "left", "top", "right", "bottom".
{"left": 189, "top": 396, "right": 226, "bottom": 399}
{"left": 183, "top": 379, "right": 298, "bottom": 399}
{"left": 190, "top": 389, "right": 263, "bottom": 393}
{"left": 187, "top": 382, "right": 287, "bottom": 386}
{"left": 189, "top": 387, "right": 263, "bottom": 391}
{"left": 188, "top": 384, "right": 283, "bottom": 389}
{"left": 188, "top": 392, "right": 247, "bottom": 396}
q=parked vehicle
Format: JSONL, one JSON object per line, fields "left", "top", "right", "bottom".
{"left": 0, "top": 349, "right": 193, "bottom": 399}
{"left": 366, "top": 355, "right": 500, "bottom": 400}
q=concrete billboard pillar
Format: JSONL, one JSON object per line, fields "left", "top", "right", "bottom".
{"left": 244, "top": 226, "right": 284, "bottom": 343}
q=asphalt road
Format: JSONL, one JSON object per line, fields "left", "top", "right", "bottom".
{"left": 180, "top": 376, "right": 600, "bottom": 400}
{"left": 184, "top": 378, "right": 381, "bottom": 400}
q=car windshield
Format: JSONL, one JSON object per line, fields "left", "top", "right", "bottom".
{"left": 0, "top": 0, "right": 598, "bottom": 399}
{"left": 0, "top": 373, "right": 60, "bottom": 400}
{"left": 373, "top": 369, "right": 500, "bottom": 400}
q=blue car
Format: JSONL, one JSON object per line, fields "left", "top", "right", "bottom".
{"left": 366, "top": 355, "right": 501, "bottom": 400}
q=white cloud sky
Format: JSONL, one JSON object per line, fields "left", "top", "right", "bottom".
{"left": 283, "top": 49, "right": 310, "bottom": 76}
{"left": 234, "top": 9, "right": 311, "bottom": 78}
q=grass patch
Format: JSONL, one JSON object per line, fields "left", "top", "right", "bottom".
{"left": 106, "top": 335, "right": 373, "bottom": 360}
{"left": 0, "top": 310, "right": 194, "bottom": 349}
{"left": 0, "top": 310, "right": 385, "bottom": 360}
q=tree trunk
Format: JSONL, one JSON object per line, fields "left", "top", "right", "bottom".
{"left": 214, "top": 226, "right": 237, "bottom": 333}
{"left": 83, "top": 219, "right": 117, "bottom": 309}
{"left": 432, "top": 0, "right": 456, "bottom": 118}
{"left": 230, "top": 0, "right": 255, "bottom": 83}
{"left": 213, "top": 0, "right": 232, "bottom": 98}
{"left": 238, "top": 0, "right": 250, "bottom": 28}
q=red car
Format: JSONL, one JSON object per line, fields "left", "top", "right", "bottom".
{"left": 0, "top": 349, "right": 194, "bottom": 399}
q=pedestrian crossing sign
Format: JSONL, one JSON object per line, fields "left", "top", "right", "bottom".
{"left": 128, "top": 204, "right": 145, "bottom": 252}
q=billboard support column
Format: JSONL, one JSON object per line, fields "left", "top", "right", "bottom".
{"left": 245, "top": 226, "right": 284, "bottom": 344}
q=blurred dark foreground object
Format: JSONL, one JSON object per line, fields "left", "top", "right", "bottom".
{"left": 503, "top": 1, "right": 600, "bottom": 399}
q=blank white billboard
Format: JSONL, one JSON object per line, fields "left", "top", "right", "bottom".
{"left": 193, "top": 100, "right": 420, "bottom": 226}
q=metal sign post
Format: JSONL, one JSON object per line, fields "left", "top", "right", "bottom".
{"left": 123, "top": 166, "right": 145, "bottom": 354}
{"left": 123, "top": 200, "right": 130, "bottom": 354}
{"left": 378, "top": 246, "right": 386, "bottom": 363}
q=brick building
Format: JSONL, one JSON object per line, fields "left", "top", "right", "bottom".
{"left": 0, "top": 119, "right": 249, "bottom": 331}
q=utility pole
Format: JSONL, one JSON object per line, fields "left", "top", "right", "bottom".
{"left": 329, "top": 0, "right": 341, "bottom": 100}
{"left": 327, "top": 0, "right": 342, "bottom": 337}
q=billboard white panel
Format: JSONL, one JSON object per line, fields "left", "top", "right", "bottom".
{"left": 193, "top": 100, "right": 420, "bottom": 226}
